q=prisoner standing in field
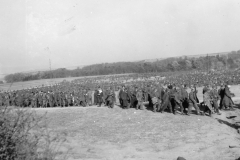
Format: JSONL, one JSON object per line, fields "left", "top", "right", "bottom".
{"left": 203, "top": 85, "right": 214, "bottom": 117}
{"left": 222, "top": 85, "right": 234, "bottom": 111}
{"left": 188, "top": 86, "right": 200, "bottom": 115}
{"left": 210, "top": 85, "right": 221, "bottom": 115}
{"left": 218, "top": 83, "right": 225, "bottom": 110}
{"left": 136, "top": 87, "right": 144, "bottom": 110}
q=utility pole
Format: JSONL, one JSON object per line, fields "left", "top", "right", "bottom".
{"left": 207, "top": 54, "right": 209, "bottom": 82}
{"left": 49, "top": 58, "right": 52, "bottom": 79}
{"left": 207, "top": 54, "right": 209, "bottom": 73}
{"left": 45, "top": 47, "right": 52, "bottom": 79}
{"left": 226, "top": 54, "right": 228, "bottom": 70}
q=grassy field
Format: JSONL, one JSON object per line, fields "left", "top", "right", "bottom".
{"left": 2, "top": 78, "right": 240, "bottom": 159}
{"left": 0, "top": 73, "right": 134, "bottom": 91}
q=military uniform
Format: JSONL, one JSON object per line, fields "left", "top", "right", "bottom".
{"left": 203, "top": 88, "right": 214, "bottom": 117}
{"left": 105, "top": 88, "right": 115, "bottom": 108}
{"left": 210, "top": 87, "right": 221, "bottom": 114}
{"left": 160, "top": 88, "right": 172, "bottom": 113}
{"left": 136, "top": 89, "right": 144, "bottom": 110}
{"left": 97, "top": 87, "right": 103, "bottom": 107}
{"left": 188, "top": 88, "right": 200, "bottom": 115}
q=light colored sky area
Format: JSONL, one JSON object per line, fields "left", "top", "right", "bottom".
{"left": 0, "top": 0, "right": 240, "bottom": 76}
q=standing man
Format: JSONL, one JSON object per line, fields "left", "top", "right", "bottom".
{"left": 203, "top": 85, "right": 214, "bottom": 117}
{"left": 105, "top": 87, "right": 115, "bottom": 108}
{"left": 159, "top": 85, "right": 172, "bottom": 114}
{"left": 118, "top": 85, "right": 125, "bottom": 107}
{"left": 222, "top": 85, "right": 234, "bottom": 110}
{"left": 218, "top": 83, "right": 225, "bottom": 110}
{"left": 180, "top": 84, "right": 189, "bottom": 114}
{"left": 136, "top": 87, "right": 144, "bottom": 110}
{"left": 97, "top": 86, "right": 103, "bottom": 107}
{"left": 188, "top": 86, "right": 200, "bottom": 115}
{"left": 210, "top": 85, "right": 221, "bottom": 115}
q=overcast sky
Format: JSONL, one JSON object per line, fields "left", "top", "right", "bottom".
{"left": 0, "top": 0, "right": 240, "bottom": 76}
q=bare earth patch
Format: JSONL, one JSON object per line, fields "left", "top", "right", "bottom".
{"left": 34, "top": 103, "right": 240, "bottom": 160}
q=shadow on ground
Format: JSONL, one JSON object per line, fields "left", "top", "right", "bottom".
{"left": 216, "top": 118, "right": 240, "bottom": 130}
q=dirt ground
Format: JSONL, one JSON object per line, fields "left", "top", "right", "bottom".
{"left": 32, "top": 85, "right": 240, "bottom": 160}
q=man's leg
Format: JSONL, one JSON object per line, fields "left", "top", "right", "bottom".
{"left": 187, "top": 103, "right": 193, "bottom": 115}
{"left": 178, "top": 102, "right": 184, "bottom": 114}
{"left": 140, "top": 101, "right": 144, "bottom": 110}
{"left": 136, "top": 101, "right": 139, "bottom": 110}
{"left": 213, "top": 100, "right": 221, "bottom": 114}
{"left": 98, "top": 96, "right": 102, "bottom": 107}
{"left": 153, "top": 103, "right": 157, "bottom": 112}
{"left": 160, "top": 100, "right": 168, "bottom": 113}
{"left": 193, "top": 102, "right": 200, "bottom": 115}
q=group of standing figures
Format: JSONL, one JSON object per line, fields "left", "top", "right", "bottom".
{"left": 117, "top": 83, "right": 235, "bottom": 117}
{"left": 0, "top": 80, "right": 235, "bottom": 117}
{"left": 0, "top": 86, "right": 116, "bottom": 108}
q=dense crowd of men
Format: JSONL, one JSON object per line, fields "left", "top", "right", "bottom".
{"left": 0, "top": 70, "right": 237, "bottom": 117}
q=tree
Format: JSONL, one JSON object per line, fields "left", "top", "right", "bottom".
{"left": 185, "top": 60, "right": 192, "bottom": 70}
{"left": 172, "top": 61, "right": 180, "bottom": 70}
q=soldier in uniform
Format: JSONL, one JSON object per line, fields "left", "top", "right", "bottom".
{"left": 136, "top": 87, "right": 144, "bottom": 110}
{"left": 67, "top": 92, "right": 73, "bottom": 107}
{"left": 49, "top": 91, "right": 55, "bottom": 107}
{"left": 150, "top": 87, "right": 161, "bottom": 112}
{"left": 202, "top": 85, "right": 214, "bottom": 117}
{"left": 188, "top": 86, "right": 200, "bottom": 115}
{"left": 168, "top": 85, "right": 179, "bottom": 115}
{"left": 4, "top": 92, "right": 10, "bottom": 107}
{"left": 54, "top": 91, "right": 59, "bottom": 107}
{"left": 180, "top": 84, "right": 189, "bottom": 114}
{"left": 38, "top": 91, "right": 43, "bottom": 108}
{"left": 129, "top": 86, "right": 137, "bottom": 108}
{"left": 86, "top": 88, "right": 93, "bottom": 106}
{"left": 210, "top": 85, "right": 221, "bottom": 115}
{"left": 79, "top": 90, "right": 86, "bottom": 107}
{"left": 94, "top": 87, "right": 98, "bottom": 105}
{"left": 218, "top": 83, "right": 225, "bottom": 110}
{"left": 118, "top": 85, "right": 125, "bottom": 107}
{"left": 30, "top": 92, "right": 37, "bottom": 108}
{"left": 222, "top": 85, "right": 234, "bottom": 110}
{"left": 42, "top": 92, "right": 48, "bottom": 108}
{"left": 143, "top": 86, "right": 148, "bottom": 102}
{"left": 121, "top": 86, "right": 131, "bottom": 109}
{"left": 173, "top": 87, "right": 183, "bottom": 114}
{"left": 105, "top": 87, "right": 115, "bottom": 108}
{"left": 16, "top": 92, "right": 24, "bottom": 107}
{"left": 61, "top": 92, "right": 66, "bottom": 107}
{"left": 159, "top": 86, "right": 172, "bottom": 113}
{"left": 97, "top": 86, "right": 103, "bottom": 107}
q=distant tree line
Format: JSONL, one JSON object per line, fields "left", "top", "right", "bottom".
{"left": 4, "top": 50, "right": 240, "bottom": 83}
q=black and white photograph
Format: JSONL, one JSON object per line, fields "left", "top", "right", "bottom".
{"left": 1, "top": 0, "right": 240, "bottom": 160}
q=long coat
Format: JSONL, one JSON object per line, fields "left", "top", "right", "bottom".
{"left": 218, "top": 88, "right": 225, "bottom": 108}
{"left": 222, "top": 86, "right": 234, "bottom": 107}
{"left": 121, "top": 90, "right": 130, "bottom": 107}
{"left": 189, "top": 91, "right": 197, "bottom": 104}
{"left": 203, "top": 90, "right": 214, "bottom": 112}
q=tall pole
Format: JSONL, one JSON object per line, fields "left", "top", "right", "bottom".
{"left": 45, "top": 47, "right": 52, "bottom": 79}
{"left": 226, "top": 54, "right": 228, "bottom": 70}
{"left": 49, "top": 58, "right": 52, "bottom": 79}
{"left": 207, "top": 54, "right": 209, "bottom": 73}
{"left": 207, "top": 54, "right": 209, "bottom": 83}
